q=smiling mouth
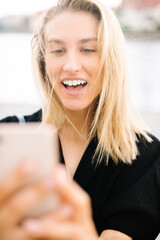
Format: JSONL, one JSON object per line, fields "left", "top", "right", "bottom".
{"left": 62, "top": 80, "right": 87, "bottom": 89}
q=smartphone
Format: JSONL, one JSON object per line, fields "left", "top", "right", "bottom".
{"left": 0, "top": 123, "right": 60, "bottom": 217}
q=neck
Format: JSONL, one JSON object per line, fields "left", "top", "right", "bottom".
{"left": 60, "top": 106, "right": 94, "bottom": 140}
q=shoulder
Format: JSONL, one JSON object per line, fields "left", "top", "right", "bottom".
{"left": 24, "top": 109, "right": 42, "bottom": 122}
{"left": 135, "top": 133, "right": 160, "bottom": 169}
{"left": 96, "top": 134, "right": 160, "bottom": 239}
{"left": 0, "top": 109, "right": 42, "bottom": 123}
{"left": 137, "top": 132, "right": 160, "bottom": 153}
{"left": 113, "top": 133, "right": 160, "bottom": 191}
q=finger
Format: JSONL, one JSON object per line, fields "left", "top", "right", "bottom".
{"left": 22, "top": 203, "right": 74, "bottom": 239}
{"left": 1, "top": 174, "right": 57, "bottom": 225}
{"left": 23, "top": 218, "right": 83, "bottom": 240}
{"left": 0, "top": 161, "right": 37, "bottom": 204}
{"left": 53, "top": 165, "right": 92, "bottom": 222}
{"left": 42, "top": 203, "right": 73, "bottom": 222}
{"left": 23, "top": 218, "right": 98, "bottom": 240}
{"left": 1, "top": 227, "right": 32, "bottom": 240}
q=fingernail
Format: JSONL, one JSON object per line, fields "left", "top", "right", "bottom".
{"left": 23, "top": 220, "right": 40, "bottom": 233}
{"left": 20, "top": 161, "right": 37, "bottom": 175}
{"left": 60, "top": 204, "right": 73, "bottom": 217}
{"left": 43, "top": 176, "right": 55, "bottom": 190}
{"left": 54, "top": 165, "right": 68, "bottom": 185}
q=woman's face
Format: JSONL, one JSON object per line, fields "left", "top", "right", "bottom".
{"left": 45, "top": 11, "right": 102, "bottom": 112}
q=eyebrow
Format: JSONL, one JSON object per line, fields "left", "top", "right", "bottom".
{"left": 48, "top": 37, "right": 97, "bottom": 44}
{"left": 48, "top": 39, "right": 65, "bottom": 44}
{"left": 79, "top": 37, "right": 97, "bottom": 43}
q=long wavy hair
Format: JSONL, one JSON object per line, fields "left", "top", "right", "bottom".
{"left": 31, "top": 0, "right": 151, "bottom": 165}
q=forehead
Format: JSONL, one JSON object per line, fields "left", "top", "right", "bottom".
{"left": 45, "top": 11, "right": 99, "bottom": 42}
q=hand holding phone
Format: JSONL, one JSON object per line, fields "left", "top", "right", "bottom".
{"left": 0, "top": 123, "right": 60, "bottom": 217}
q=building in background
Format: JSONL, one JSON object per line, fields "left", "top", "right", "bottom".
{"left": 122, "top": 0, "right": 160, "bottom": 9}
{"left": 117, "top": 0, "right": 160, "bottom": 37}
{"left": 0, "top": 15, "right": 30, "bottom": 32}
{"left": 1, "top": 0, "right": 160, "bottom": 38}
{"left": 0, "top": 12, "right": 43, "bottom": 33}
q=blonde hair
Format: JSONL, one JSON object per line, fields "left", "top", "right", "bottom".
{"left": 32, "top": 0, "right": 151, "bottom": 165}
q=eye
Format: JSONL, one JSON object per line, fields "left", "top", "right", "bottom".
{"left": 82, "top": 49, "right": 96, "bottom": 53}
{"left": 51, "top": 49, "right": 65, "bottom": 54}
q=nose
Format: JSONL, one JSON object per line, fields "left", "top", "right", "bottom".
{"left": 63, "top": 52, "right": 82, "bottom": 73}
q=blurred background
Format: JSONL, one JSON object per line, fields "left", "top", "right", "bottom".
{"left": 0, "top": 0, "right": 160, "bottom": 140}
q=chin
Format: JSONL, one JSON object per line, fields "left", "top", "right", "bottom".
{"left": 64, "top": 103, "right": 88, "bottom": 112}
{"left": 65, "top": 106, "right": 85, "bottom": 111}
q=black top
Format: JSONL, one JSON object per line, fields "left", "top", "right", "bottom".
{"left": 1, "top": 110, "right": 160, "bottom": 240}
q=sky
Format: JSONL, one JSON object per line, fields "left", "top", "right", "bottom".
{"left": 0, "top": 0, "right": 122, "bottom": 17}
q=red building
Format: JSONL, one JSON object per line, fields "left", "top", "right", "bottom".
{"left": 122, "top": 0, "right": 160, "bottom": 9}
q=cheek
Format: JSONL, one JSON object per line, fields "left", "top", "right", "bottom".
{"left": 87, "top": 57, "right": 100, "bottom": 74}
{"left": 45, "top": 59, "right": 62, "bottom": 83}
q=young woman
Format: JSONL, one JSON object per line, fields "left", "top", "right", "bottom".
{"left": 0, "top": 0, "right": 160, "bottom": 239}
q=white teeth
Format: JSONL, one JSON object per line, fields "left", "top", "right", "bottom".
{"left": 63, "top": 80, "right": 87, "bottom": 87}
{"left": 73, "top": 80, "right": 77, "bottom": 86}
{"left": 68, "top": 80, "right": 72, "bottom": 86}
